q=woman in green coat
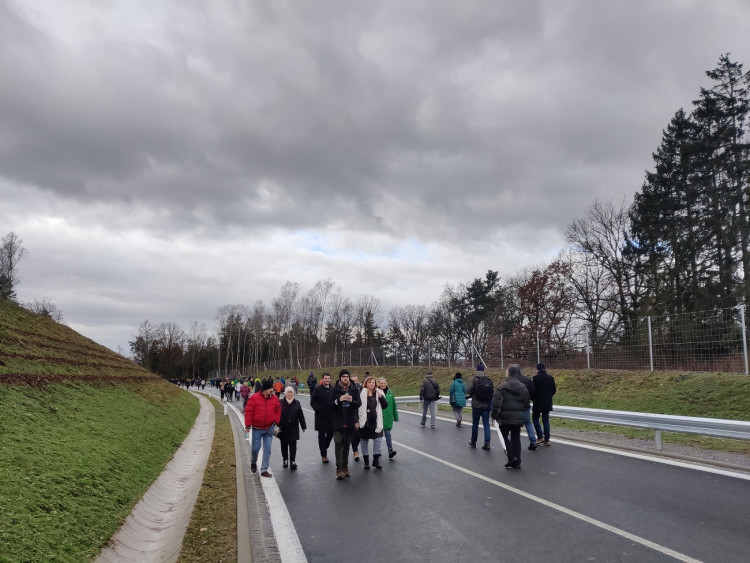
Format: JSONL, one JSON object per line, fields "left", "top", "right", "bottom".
{"left": 449, "top": 372, "right": 467, "bottom": 427}
{"left": 378, "top": 377, "right": 399, "bottom": 459}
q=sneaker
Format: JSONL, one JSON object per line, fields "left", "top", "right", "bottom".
{"left": 250, "top": 463, "right": 257, "bottom": 473}
{"left": 354, "top": 453, "right": 360, "bottom": 462}
{"left": 537, "top": 439, "right": 545, "bottom": 445}
{"left": 388, "top": 450, "right": 397, "bottom": 459}
{"left": 290, "top": 462, "right": 297, "bottom": 470}
{"left": 543, "top": 440, "right": 551, "bottom": 446}
{"left": 456, "top": 421, "right": 461, "bottom": 427}
{"left": 468, "top": 441, "right": 476, "bottom": 448}
{"left": 336, "top": 469, "right": 344, "bottom": 480}
{"left": 282, "top": 459, "right": 288, "bottom": 468}
{"left": 481, "top": 444, "right": 491, "bottom": 451}
{"left": 343, "top": 467, "right": 350, "bottom": 478}
{"left": 420, "top": 421, "right": 426, "bottom": 427}
{"left": 260, "top": 471, "right": 272, "bottom": 478}
{"left": 528, "top": 444, "right": 538, "bottom": 451}
{"left": 322, "top": 456, "right": 329, "bottom": 464}
{"left": 431, "top": 425, "right": 436, "bottom": 429}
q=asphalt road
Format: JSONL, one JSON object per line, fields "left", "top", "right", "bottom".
{"left": 208, "top": 388, "right": 750, "bottom": 563}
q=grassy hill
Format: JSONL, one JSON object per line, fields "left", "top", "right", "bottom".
{"left": 0, "top": 299, "right": 199, "bottom": 562}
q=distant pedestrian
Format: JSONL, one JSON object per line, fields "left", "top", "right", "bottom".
{"left": 311, "top": 373, "right": 334, "bottom": 463}
{"left": 357, "top": 375, "right": 389, "bottom": 470}
{"left": 532, "top": 363, "right": 557, "bottom": 446}
{"left": 273, "top": 377, "right": 284, "bottom": 398}
{"left": 449, "top": 372, "right": 467, "bottom": 427}
{"left": 466, "top": 364, "right": 493, "bottom": 450}
{"left": 307, "top": 371, "right": 317, "bottom": 395}
{"left": 419, "top": 371, "right": 440, "bottom": 429}
{"left": 240, "top": 380, "right": 251, "bottom": 409}
{"left": 278, "top": 387, "right": 306, "bottom": 470}
{"left": 245, "top": 379, "right": 281, "bottom": 478}
{"left": 378, "top": 377, "right": 399, "bottom": 459}
{"left": 515, "top": 365, "right": 538, "bottom": 451}
{"left": 350, "top": 374, "right": 363, "bottom": 461}
{"left": 492, "top": 364, "right": 530, "bottom": 470}
{"left": 329, "top": 369, "right": 362, "bottom": 480}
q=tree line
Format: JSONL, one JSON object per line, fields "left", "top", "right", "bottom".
{"left": 129, "top": 54, "right": 748, "bottom": 380}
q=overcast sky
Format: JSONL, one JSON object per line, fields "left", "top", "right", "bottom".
{"left": 2, "top": 1, "right": 749, "bottom": 354}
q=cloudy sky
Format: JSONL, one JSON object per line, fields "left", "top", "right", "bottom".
{"left": 2, "top": 1, "right": 749, "bottom": 354}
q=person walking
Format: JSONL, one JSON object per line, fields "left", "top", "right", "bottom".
{"left": 307, "top": 371, "right": 317, "bottom": 395}
{"left": 240, "top": 380, "right": 252, "bottom": 409}
{"left": 273, "top": 377, "right": 284, "bottom": 398}
{"left": 278, "top": 387, "right": 306, "bottom": 470}
{"left": 245, "top": 379, "right": 281, "bottom": 478}
{"left": 466, "top": 364, "right": 493, "bottom": 450}
{"left": 532, "top": 363, "right": 557, "bottom": 446}
{"left": 350, "top": 374, "right": 364, "bottom": 461}
{"left": 357, "top": 375, "right": 389, "bottom": 470}
{"left": 491, "top": 365, "right": 531, "bottom": 470}
{"left": 419, "top": 371, "right": 440, "bottom": 429}
{"left": 329, "top": 369, "right": 362, "bottom": 480}
{"left": 515, "top": 365, "right": 538, "bottom": 451}
{"left": 311, "top": 373, "right": 335, "bottom": 463}
{"left": 448, "top": 372, "right": 467, "bottom": 427}
{"left": 378, "top": 377, "right": 399, "bottom": 459}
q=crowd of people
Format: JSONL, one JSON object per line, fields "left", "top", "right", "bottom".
{"left": 239, "top": 362, "right": 555, "bottom": 479}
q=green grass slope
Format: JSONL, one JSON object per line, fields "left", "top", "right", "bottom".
{"left": 0, "top": 299, "right": 199, "bottom": 562}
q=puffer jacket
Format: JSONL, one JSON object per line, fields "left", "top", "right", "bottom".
{"left": 245, "top": 392, "right": 281, "bottom": 430}
{"left": 449, "top": 378, "right": 467, "bottom": 408}
{"left": 491, "top": 377, "right": 530, "bottom": 426}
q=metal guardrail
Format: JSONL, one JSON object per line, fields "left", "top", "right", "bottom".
{"left": 395, "top": 396, "right": 750, "bottom": 450}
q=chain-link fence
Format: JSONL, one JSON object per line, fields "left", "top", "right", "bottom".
{"left": 264, "top": 305, "right": 749, "bottom": 375}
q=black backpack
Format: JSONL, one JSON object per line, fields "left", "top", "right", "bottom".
{"left": 475, "top": 376, "right": 494, "bottom": 401}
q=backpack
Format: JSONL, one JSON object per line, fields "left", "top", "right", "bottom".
{"left": 475, "top": 376, "right": 494, "bottom": 402}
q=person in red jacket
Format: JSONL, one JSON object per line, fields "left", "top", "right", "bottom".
{"left": 245, "top": 379, "right": 281, "bottom": 477}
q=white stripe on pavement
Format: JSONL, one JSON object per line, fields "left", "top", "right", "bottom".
{"left": 395, "top": 440, "right": 703, "bottom": 563}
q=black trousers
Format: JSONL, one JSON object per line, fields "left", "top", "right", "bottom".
{"left": 333, "top": 427, "right": 355, "bottom": 469}
{"left": 317, "top": 431, "right": 333, "bottom": 456}
{"left": 280, "top": 438, "right": 298, "bottom": 462}
{"left": 500, "top": 424, "right": 522, "bottom": 464}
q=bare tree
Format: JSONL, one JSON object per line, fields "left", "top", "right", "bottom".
{"left": 0, "top": 232, "right": 28, "bottom": 301}
{"left": 272, "top": 282, "right": 300, "bottom": 365}
{"left": 25, "top": 297, "right": 64, "bottom": 322}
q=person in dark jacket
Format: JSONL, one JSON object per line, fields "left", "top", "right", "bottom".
{"left": 532, "top": 363, "right": 557, "bottom": 445}
{"left": 350, "top": 374, "right": 364, "bottom": 461}
{"left": 491, "top": 364, "right": 530, "bottom": 470}
{"left": 278, "top": 387, "right": 307, "bottom": 469}
{"left": 311, "top": 372, "right": 334, "bottom": 463}
{"left": 466, "top": 364, "right": 493, "bottom": 449}
{"left": 329, "top": 369, "right": 362, "bottom": 480}
{"left": 515, "top": 365, "right": 538, "bottom": 450}
{"left": 419, "top": 371, "right": 440, "bottom": 429}
{"left": 307, "top": 371, "right": 317, "bottom": 395}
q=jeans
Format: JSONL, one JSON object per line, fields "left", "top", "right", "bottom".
{"left": 360, "top": 436, "right": 382, "bottom": 455}
{"left": 533, "top": 409, "right": 551, "bottom": 441}
{"left": 383, "top": 428, "right": 393, "bottom": 452}
{"left": 251, "top": 425, "right": 275, "bottom": 473}
{"left": 317, "top": 431, "right": 334, "bottom": 457}
{"left": 522, "top": 408, "right": 537, "bottom": 443}
{"left": 421, "top": 400, "right": 437, "bottom": 427}
{"left": 333, "top": 427, "right": 355, "bottom": 469}
{"left": 471, "top": 407, "right": 491, "bottom": 445}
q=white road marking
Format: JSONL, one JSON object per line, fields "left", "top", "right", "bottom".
{"left": 400, "top": 408, "right": 750, "bottom": 481}
{"left": 394, "top": 440, "right": 703, "bottom": 563}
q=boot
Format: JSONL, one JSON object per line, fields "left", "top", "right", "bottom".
{"left": 343, "top": 465, "right": 350, "bottom": 478}
{"left": 363, "top": 455, "right": 370, "bottom": 470}
{"left": 336, "top": 465, "right": 344, "bottom": 480}
{"left": 372, "top": 454, "right": 382, "bottom": 470}
{"left": 388, "top": 449, "right": 397, "bottom": 459}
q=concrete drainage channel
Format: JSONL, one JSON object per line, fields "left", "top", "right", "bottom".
{"left": 95, "top": 393, "right": 215, "bottom": 563}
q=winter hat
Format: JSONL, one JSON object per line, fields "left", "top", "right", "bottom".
{"left": 338, "top": 368, "right": 350, "bottom": 377}
{"left": 262, "top": 379, "right": 273, "bottom": 391}
{"left": 426, "top": 371, "right": 433, "bottom": 375}
{"left": 476, "top": 363, "right": 485, "bottom": 371}
{"left": 536, "top": 363, "right": 546, "bottom": 371}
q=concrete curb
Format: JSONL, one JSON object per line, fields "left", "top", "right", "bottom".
{"left": 95, "top": 392, "right": 215, "bottom": 563}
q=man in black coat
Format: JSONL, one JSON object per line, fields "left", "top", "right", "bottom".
{"left": 311, "top": 373, "right": 334, "bottom": 463}
{"left": 532, "top": 363, "right": 557, "bottom": 445}
{"left": 329, "top": 369, "right": 362, "bottom": 480}
{"left": 307, "top": 371, "right": 317, "bottom": 395}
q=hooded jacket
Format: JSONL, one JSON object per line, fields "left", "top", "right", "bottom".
{"left": 490, "top": 377, "right": 530, "bottom": 426}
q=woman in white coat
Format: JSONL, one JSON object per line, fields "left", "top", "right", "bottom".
{"left": 357, "top": 375, "right": 389, "bottom": 470}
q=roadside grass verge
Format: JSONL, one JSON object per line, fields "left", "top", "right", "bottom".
{"left": 179, "top": 396, "right": 237, "bottom": 562}
{"left": 0, "top": 381, "right": 199, "bottom": 562}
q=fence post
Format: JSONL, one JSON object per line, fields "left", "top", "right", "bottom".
{"left": 536, "top": 331, "right": 540, "bottom": 365}
{"left": 586, "top": 326, "right": 591, "bottom": 370}
{"left": 740, "top": 304, "right": 749, "bottom": 376}
{"left": 500, "top": 335, "right": 504, "bottom": 370}
{"left": 648, "top": 316, "right": 654, "bottom": 372}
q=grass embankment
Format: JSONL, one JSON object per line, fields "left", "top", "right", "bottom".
{"left": 179, "top": 396, "right": 237, "bottom": 563}
{"left": 262, "top": 365, "right": 750, "bottom": 454}
{"left": 0, "top": 299, "right": 199, "bottom": 562}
